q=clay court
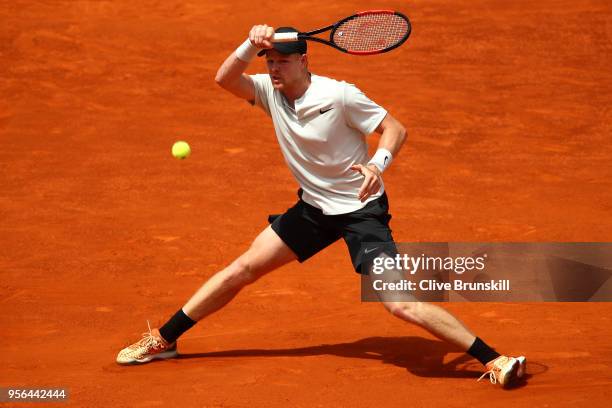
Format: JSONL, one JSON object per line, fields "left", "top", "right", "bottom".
{"left": 2, "top": 0, "right": 611, "bottom": 406}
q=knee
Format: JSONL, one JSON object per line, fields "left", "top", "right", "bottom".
{"left": 222, "top": 253, "right": 259, "bottom": 287}
{"left": 384, "top": 301, "right": 424, "bottom": 325}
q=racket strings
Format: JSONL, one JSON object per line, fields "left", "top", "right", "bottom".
{"left": 333, "top": 13, "right": 409, "bottom": 53}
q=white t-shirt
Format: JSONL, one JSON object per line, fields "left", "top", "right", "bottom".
{"left": 250, "top": 73, "right": 387, "bottom": 215}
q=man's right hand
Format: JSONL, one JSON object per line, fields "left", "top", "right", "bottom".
{"left": 215, "top": 25, "right": 274, "bottom": 102}
{"left": 249, "top": 25, "right": 275, "bottom": 50}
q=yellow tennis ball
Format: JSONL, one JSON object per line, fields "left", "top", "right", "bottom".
{"left": 172, "top": 141, "right": 191, "bottom": 159}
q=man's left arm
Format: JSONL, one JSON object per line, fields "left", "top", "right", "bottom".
{"left": 350, "top": 113, "right": 407, "bottom": 202}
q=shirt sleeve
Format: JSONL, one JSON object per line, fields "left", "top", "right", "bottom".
{"left": 249, "top": 74, "right": 273, "bottom": 117}
{"left": 342, "top": 82, "right": 387, "bottom": 135}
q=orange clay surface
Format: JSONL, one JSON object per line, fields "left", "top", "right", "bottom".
{"left": 1, "top": 1, "right": 611, "bottom": 407}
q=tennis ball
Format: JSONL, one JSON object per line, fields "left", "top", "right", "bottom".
{"left": 172, "top": 141, "right": 191, "bottom": 159}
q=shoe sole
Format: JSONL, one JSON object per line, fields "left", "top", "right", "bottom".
{"left": 499, "top": 358, "right": 519, "bottom": 387}
{"left": 500, "top": 356, "right": 528, "bottom": 387}
{"left": 117, "top": 349, "right": 178, "bottom": 366}
{"left": 516, "top": 356, "right": 527, "bottom": 378}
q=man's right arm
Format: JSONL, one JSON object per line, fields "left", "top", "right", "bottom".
{"left": 214, "top": 25, "right": 274, "bottom": 102}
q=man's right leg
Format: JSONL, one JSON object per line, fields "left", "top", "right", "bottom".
{"left": 116, "top": 225, "right": 297, "bottom": 365}
{"left": 182, "top": 225, "right": 297, "bottom": 321}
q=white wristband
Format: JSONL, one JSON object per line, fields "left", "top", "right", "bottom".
{"left": 235, "top": 38, "right": 258, "bottom": 62}
{"left": 367, "top": 148, "right": 393, "bottom": 173}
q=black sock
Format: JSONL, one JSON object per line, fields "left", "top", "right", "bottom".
{"left": 159, "top": 309, "right": 196, "bottom": 344}
{"left": 467, "top": 337, "right": 501, "bottom": 366}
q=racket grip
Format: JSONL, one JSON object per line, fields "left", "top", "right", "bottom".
{"left": 272, "top": 32, "right": 299, "bottom": 42}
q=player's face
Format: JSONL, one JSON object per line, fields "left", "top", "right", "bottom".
{"left": 265, "top": 50, "right": 307, "bottom": 90}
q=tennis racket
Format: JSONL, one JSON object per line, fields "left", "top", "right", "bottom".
{"left": 272, "top": 10, "right": 411, "bottom": 55}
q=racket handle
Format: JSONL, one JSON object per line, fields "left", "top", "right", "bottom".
{"left": 272, "top": 32, "right": 299, "bottom": 42}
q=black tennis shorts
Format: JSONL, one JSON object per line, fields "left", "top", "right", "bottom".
{"left": 268, "top": 189, "right": 398, "bottom": 274}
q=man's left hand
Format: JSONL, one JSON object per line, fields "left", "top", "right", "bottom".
{"left": 351, "top": 164, "right": 382, "bottom": 202}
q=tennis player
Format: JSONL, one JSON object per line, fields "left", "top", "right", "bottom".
{"left": 116, "top": 25, "right": 526, "bottom": 387}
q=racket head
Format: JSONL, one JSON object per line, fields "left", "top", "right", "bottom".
{"left": 329, "top": 10, "right": 411, "bottom": 55}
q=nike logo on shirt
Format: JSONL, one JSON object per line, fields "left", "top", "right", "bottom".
{"left": 319, "top": 107, "right": 334, "bottom": 114}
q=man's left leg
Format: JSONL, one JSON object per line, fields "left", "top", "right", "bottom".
{"left": 368, "top": 257, "right": 526, "bottom": 387}
{"left": 339, "top": 194, "right": 525, "bottom": 387}
{"left": 375, "top": 287, "right": 476, "bottom": 349}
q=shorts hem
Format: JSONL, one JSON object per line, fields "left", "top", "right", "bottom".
{"left": 269, "top": 216, "right": 309, "bottom": 263}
